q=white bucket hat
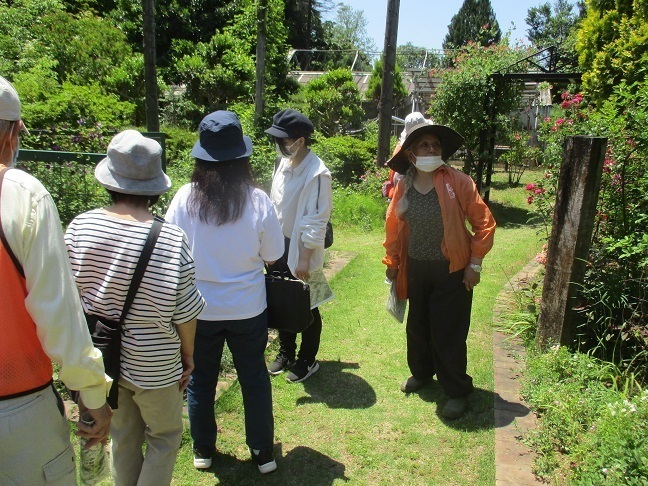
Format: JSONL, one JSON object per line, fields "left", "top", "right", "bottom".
{"left": 0, "top": 75, "right": 21, "bottom": 121}
{"left": 95, "top": 130, "right": 171, "bottom": 196}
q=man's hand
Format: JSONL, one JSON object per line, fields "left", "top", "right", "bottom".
{"left": 76, "top": 402, "right": 112, "bottom": 449}
{"left": 386, "top": 268, "right": 398, "bottom": 281}
{"left": 179, "top": 354, "right": 194, "bottom": 392}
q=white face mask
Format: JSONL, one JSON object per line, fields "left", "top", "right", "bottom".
{"left": 414, "top": 155, "right": 444, "bottom": 172}
{"left": 275, "top": 139, "right": 300, "bottom": 158}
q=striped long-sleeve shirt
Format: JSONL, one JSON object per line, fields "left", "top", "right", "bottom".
{"left": 65, "top": 209, "right": 205, "bottom": 389}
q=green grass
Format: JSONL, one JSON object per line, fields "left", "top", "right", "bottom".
{"left": 165, "top": 171, "right": 542, "bottom": 484}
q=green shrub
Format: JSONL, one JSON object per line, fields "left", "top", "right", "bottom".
{"left": 521, "top": 346, "right": 648, "bottom": 483}
{"left": 332, "top": 188, "right": 386, "bottom": 233}
{"left": 314, "top": 135, "right": 377, "bottom": 187}
{"left": 297, "top": 68, "right": 364, "bottom": 137}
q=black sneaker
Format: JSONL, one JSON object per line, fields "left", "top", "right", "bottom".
{"left": 193, "top": 448, "right": 214, "bottom": 469}
{"left": 285, "top": 359, "right": 319, "bottom": 383}
{"left": 250, "top": 447, "right": 277, "bottom": 473}
{"left": 268, "top": 353, "right": 293, "bottom": 375}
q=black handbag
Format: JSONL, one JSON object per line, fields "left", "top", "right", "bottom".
{"left": 265, "top": 271, "right": 313, "bottom": 333}
{"left": 317, "top": 176, "right": 333, "bottom": 249}
{"left": 84, "top": 217, "right": 163, "bottom": 409}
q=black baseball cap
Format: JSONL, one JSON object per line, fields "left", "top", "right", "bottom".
{"left": 265, "top": 109, "right": 314, "bottom": 139}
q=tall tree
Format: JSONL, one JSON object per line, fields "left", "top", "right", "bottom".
{"left": 526, "top": 0, "right": 585, "bottom": 70}
{"left": 283, "top": 0, "right": 334, "bottom": 49}
{"left": 526, "top": 0, "right": 584, "bottom": 47}
{"left": 324, "top": 4, "right": 377, "bottom": 53}
{"left": 442, "top": 0, "right": 501, "bottom": 49}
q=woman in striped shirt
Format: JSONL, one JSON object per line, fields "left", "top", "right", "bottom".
{"left": 65, "top": 130, "right": 205, "bottom": 485}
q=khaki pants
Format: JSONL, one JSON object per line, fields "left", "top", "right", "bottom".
{"left": 110, "top": 379, "right": 183, "bottom": 486}
{"left": 0, "top": 385, "right": 76, "bottom": 485}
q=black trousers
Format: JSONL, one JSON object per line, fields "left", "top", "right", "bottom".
{"left": 406, "top": 258, "right": 474, "bottom": 398}
{"left": 266, "top": 238, "right": 322, "bottom": 363}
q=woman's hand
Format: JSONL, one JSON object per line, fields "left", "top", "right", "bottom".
{"left": 179, "top": 354, "right": 194, "bottom": 392}
{"left": 463, "top": 265, "right": 481, "bottom": 291}
{"left": 386, "top": 268, "right": 398, "bottom": 281}
{"left": 296, "top": 242, "right": 314, "bottom": 281}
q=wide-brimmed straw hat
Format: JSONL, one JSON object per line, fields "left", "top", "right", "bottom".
{"left": 387, "top": 123, "right": 465, "bottom": 175}
{"left": 192, "top": 110, "right": 253, "bottom": 162}
{"left": 95, "top": 130, "right": 171, "bottom": 196}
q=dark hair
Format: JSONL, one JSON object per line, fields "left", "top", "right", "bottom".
{"left": 188, "top": 158, "right": 256, "bottom": 225}
{"left": 273, "top": 135, "right": 311, "bottom": 155}
{"left": 106, "top": 190, "right": 159, "bottom": 207}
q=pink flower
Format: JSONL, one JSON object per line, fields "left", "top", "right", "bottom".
{"left": 561, "top": 92, "right": 569, "bottom": 100}
{"left": 544, "top": 117, "right": 550, "bottom": 122}
{"left": 555, "top": 118, "right": 565, "bottom": 125}
{"left": 526, "top": 183, "right": 535, "bottom": 191}
{"left": 535, "top": 188, "right": 545, "bottom": 195}
{"left": 527, "top": 196, "right": 534, "bottom": 205}
{"left": 561, "top": 100, "right": 571, "bottom": 109}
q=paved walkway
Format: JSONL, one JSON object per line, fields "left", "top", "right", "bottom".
{"left": 492, "top": 259, "right": 544, "bottom": 485}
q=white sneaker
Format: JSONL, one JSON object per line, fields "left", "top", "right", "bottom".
{"left": 193, "top": 449, "right": 213, "bottom": 469}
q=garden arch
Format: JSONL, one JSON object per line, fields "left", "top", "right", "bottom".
{"left": 477, "top": 46, "right": 582, "bottom": 203}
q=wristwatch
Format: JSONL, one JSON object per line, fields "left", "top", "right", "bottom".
{"left": 469, "top": 263, "right": 482, "bottom": 273}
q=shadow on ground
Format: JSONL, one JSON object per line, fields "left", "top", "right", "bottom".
{"left": 202, "top": 444, "right": 349, "bottom": 485}
{"left": 488, "top": 201, "right": 536, "bottom": 228}
{"left": 295, "top": 360, "right": 377, "bottom": 409}
{"left": 407, "top": 384, "right": 497, "bottom": 431}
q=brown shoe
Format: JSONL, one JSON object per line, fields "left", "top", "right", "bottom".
{"left": 442, "top": 397, "right": 468, "bottom": 419}
{"left": 400, "top": 376, "right": 432, "bottom": 393}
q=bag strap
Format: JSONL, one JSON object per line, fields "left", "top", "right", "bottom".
{"left": 118, "top": 216, "right": 164, "bottom": 324}
{"left": 0, "top": 168, "right": 25, "bottom": 278}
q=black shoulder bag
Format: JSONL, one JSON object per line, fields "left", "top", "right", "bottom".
{"left": 317, "top": 176, "right": 334, "bottom": 249}
{"left": 84, "top": 216, "right": 163, "bottom": 409}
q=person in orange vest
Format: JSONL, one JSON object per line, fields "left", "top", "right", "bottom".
{"left": 0, "top": 75, "right": 112, "bottom": 485}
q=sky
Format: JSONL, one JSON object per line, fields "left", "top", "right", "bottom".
{"left": 323, "top": 0, "right": 558, "bottom": 51}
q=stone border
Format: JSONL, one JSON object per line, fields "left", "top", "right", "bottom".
{"left": 492, "top": 259, "right": 544, "bottom": 485}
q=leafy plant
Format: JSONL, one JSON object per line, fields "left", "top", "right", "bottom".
{"left": 296, "top": 68, "right": 364, "bottom": 137}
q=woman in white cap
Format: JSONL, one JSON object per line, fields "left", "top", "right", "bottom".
{"left": 383, "top": 122, "right": 496, "bottom": 419}
{"left": 64, "top": 130, "right": 205, "bottom": 484}
{"left": 166, "top": 111, "right": 284, "bottom": 474}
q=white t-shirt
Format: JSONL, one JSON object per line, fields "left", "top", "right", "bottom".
{"left": 166, "top": 184, "right": 285, "bottom": 321}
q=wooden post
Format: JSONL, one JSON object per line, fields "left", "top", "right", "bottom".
{"left": 376, "top": 0, "right": 400, "bottom": 166}
{"left": 142, "top": 0, "right": 159, "bottom": 132}
{"left": 536, "top": 136, "right": 607, "bottom": 350}
{"left": 254, "top": 0, "right": 268, "bottom": 124}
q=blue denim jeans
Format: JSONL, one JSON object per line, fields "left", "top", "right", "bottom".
{"left": 188, "top": 311, "right": 274, "bottom": 452}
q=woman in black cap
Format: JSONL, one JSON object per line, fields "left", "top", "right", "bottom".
{"left": 383, "top": 122, "right": 496, "bottom": 419}
{"left": 264, "top": 108, "right": 333, "bottom": 383}
{"left": 166, "top": 111, "right": 284, "bottom": 473}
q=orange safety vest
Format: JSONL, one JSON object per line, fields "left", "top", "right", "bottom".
{"left": 0, "top": 175, "right": 53, "bottom": 399}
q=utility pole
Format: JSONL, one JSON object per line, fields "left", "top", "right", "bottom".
{"left": 377, "top": 0, "right": 400, "bottom": 166}
{"left": 255, "top": 0, "right": 268, "bottom": 124}
{"left": 142, "top": 0, "right": 159, "bottom": 132}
